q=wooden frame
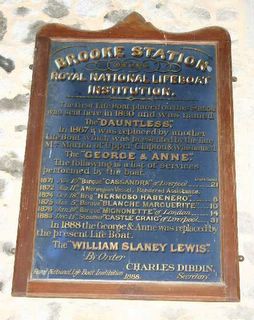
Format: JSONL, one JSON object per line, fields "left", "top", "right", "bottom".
{"left": 12, "top": 12, "right": 239, "bottom": 301}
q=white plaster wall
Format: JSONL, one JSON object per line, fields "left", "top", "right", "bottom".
{"left": 0, "top": 0, "right": 253, "bottom": 319}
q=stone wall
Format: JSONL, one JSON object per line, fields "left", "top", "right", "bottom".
{"left": 0, "top": 1, "right": 253, "bottom": 319}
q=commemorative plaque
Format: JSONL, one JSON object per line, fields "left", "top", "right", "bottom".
{"left": 12, "top": 13, "right": 240, "bottom": 301}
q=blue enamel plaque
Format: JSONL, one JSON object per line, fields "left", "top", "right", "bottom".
{"left": 32, "top": 41, "right": 221, "bottom": 283}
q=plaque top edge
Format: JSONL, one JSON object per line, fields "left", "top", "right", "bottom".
{"left": 35, "top": 12, "right": 231, "bottom": 42}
